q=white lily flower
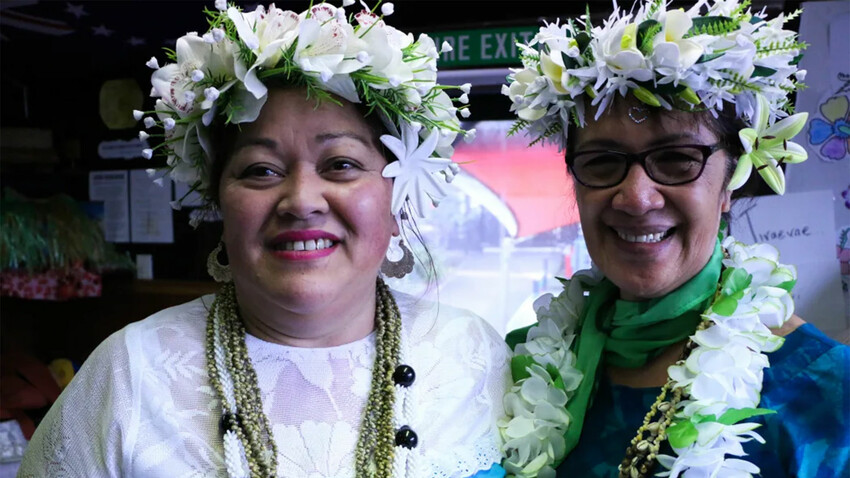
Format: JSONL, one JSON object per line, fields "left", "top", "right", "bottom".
{"left": 143, "top": 117, "right": 156, "bottom": 128}
{"left": 229, "top": 6, "right": 301, "bottom": 99}
{"left": 293, "top": 17, "right": 356, "bottom": 88}
{"left": 191, "top": 69, "right": 204, "bottom": 82}
{"left": 133, "top": 110, "right": 144, "bottom": 121}
{"left": 460, "top": 108, "right": 471, "bottom": 118}
{"left": 139, "top": 131, "right": 150, "bottom": 141}
{"left": 459, "top": 93, "right": 469, "bottom": 104}
{"left": 214, "top": 0, "right": 227, "bottom": 11}
{"left": 381, "top": 3, "right": 394, "bottom": 16}
{"left": 162, "top": 118, "right": 176, "bottom": 131}
{"left": 652, "top": 9, "right": 705, "bottom": 71}
{"left": 599, "top": 17, "right": 653, "bottom": 82}
{"left": 440, "top": 41, "right": 453, "bottom": 53}
{"left": 460, "top": 82, "right": 471, "bottom": 94}
{"left": 142, "top": 148, "right": 153, "bottom": 159}
{"left": 728, "top": 94, "right": 808, "bottom": 195}
{"left": 146, "top": 57, "right": 160, "bottom": 70}
{"left": 380, "top": 122, "right": 455, "bottom": 217}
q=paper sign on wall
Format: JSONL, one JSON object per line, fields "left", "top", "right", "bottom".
{"left": 88, "top": 170, "right": 130, "bottom": 243}
{"left": 729, "top": 190, "right": 846, "bottom": 334}
{"left": 129, "top": 169, "right": 174, "bottom": 243}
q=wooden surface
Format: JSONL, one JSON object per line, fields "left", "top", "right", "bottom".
{"left": 1, "top": 277, "right": 220, "bottom": 365}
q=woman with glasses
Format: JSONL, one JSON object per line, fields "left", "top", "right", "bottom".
{"left": 498, "top": 1, "right": 849, "bottom": 477}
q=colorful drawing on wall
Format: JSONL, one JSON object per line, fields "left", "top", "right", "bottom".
{"left": 838, "top": 226, "right": 850, "bottom": 276}
{"left": 808, "top": 95, "right": 850, "bottom": 162}
{"left": 843, "top": 185, "right": 850, "bottom": 210}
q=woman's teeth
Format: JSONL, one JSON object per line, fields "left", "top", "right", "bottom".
{"left": 616, "top": 230, "right": 671, "bottom": 243}
{"left": 277, "top": 239, "right": 334, "bottom": 251}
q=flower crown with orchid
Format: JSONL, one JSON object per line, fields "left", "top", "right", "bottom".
{"left": 134, "top": 0, "right": 473, "bottom": 221}
{"left": 503, "top": 0, "right": 809, "bottom": 195}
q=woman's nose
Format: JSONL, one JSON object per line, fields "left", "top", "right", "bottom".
{"left": 610, "top": 163, "right": 665, "bottom": 215}
{"left": 275, "top": 167, "right": 329, "bottom": 220}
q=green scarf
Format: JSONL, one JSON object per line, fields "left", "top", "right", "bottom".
{"left": 560, "top": 239, "right": 723, "bottom": 458}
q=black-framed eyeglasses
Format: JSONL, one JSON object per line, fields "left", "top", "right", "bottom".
{"left": 565, "top": 143, "right": 722, "bottom": 188}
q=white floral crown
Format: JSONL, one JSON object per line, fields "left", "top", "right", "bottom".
{"left": 134, "top": 0, "right": 473, "bottom": 219}
{"left": 503, "top": 0, "right": 809, "bottom": 195}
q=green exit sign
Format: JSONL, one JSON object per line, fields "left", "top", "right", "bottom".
{"left": 429, "top": 27, "right": 538, "bottom": 68}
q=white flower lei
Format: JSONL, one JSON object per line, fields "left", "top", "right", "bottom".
{"left": 134, "top": 1, "right": 472, "bottom": 220}
{"left": 503, "top": 0, "right": 809, "bottom": 195}
{"left": 499, "top": 235, "right": 797, "bottom": 478}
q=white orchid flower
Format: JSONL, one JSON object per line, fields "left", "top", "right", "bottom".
{"left": 151, "top": 34, "right": 236, "bottom": 117}
{"left": 728, "top": 94, "right": 808, "bottom": 195}
{"left": 380, "top": 122, "right": 455, "bottom": 218}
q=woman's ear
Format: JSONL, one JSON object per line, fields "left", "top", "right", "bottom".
{"left": 721, "top": 187, "right": 733, "bottom": 213}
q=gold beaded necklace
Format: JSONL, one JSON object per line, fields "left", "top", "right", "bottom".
{"left": 617, "top": 306, "right": 713, "bottom": 477}
{"left": 206, "top": 278, "right": 402, "bottom": 477}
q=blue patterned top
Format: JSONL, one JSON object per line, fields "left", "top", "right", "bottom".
{"left": 557, "top": 323, "right": 850, "bottom": 477}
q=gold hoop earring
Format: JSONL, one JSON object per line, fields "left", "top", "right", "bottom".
{"left": 381, "top": 238, "right": 414, "bottom": 279}
{"left": 206, "top": 240, "right": 232, "bottom": 283}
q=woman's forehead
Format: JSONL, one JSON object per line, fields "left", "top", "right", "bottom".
{"left": 576, "top": 106, "right": 716, "bottom": 148}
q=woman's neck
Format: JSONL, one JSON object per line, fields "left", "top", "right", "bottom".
{"left": 605, "top": 339, "right": 687, "bottom": 388}
{"left": 605, "top": 315, "right": 806, "bottom": 388}
{"left": 233, "top": 282, "right": 379, "bottom": 348}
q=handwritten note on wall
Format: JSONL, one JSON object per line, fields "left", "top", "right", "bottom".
{"left": 729, "top": 190, "right": 846, "bottom": 334}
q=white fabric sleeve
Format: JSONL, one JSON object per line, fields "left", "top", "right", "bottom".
{"left": 17, "top": 326, "right": 136, "bottom": 477}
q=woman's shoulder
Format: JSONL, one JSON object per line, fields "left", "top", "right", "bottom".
{"left": 766, "top": 321, "right": 849, "bottom": 384}
{"left": 88, "top": 294, "right": 214, "bottom": 366}
{"left": 758, "top": 322, "right": 850, "bottom": 476}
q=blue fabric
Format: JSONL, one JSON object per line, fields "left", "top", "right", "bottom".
{"left": 556, "top": 323, "right": 850, "bottom": 477}
{"left": 468, "top": 463, "right": 505, "bottom": 478}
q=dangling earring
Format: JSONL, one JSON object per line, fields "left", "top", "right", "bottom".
{"left": 381, "top": 236, "right": 414, "bottom": 279}
{"left": 207, "top": 240, "right": 232, "bottom": 283}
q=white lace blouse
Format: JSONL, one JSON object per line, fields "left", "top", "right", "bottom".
{"left": 19, "top": 290, "right": 510, "bottom": 477}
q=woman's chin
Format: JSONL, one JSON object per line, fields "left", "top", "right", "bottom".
{"left": 609, "top": 270, "right": 683, "bottom": 301}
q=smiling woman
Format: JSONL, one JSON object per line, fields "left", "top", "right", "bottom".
{"left": 18, "top": 2, "right": 510, "bottom": 477}
{"left": 498, "top": 1, "right": 850, "bottom": 477}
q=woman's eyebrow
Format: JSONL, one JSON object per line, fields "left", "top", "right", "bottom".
{"left": 645, "top": 133, "right": 704, "bottom": 147}
{"left": 314, "top": 131, "right": 372, "bottom": 147}
{"left": 231, "top": 137, "right": 278, "bottom": 155}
